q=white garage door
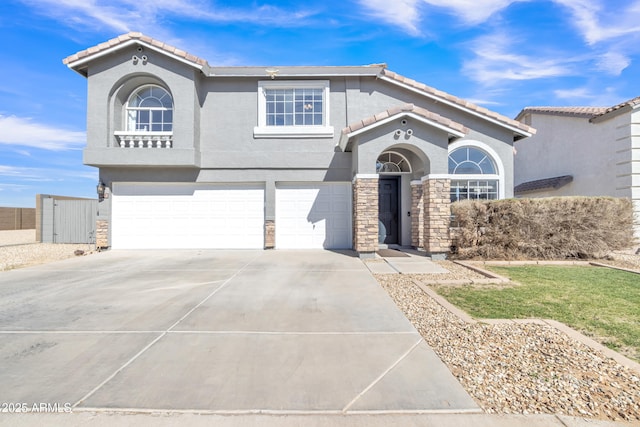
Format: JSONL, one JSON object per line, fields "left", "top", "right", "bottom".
{"left": 276, "top": 182, "right": 352, "bottom": 249}
{"left": 112, "top": 183, "right": 264, "bottom": 249}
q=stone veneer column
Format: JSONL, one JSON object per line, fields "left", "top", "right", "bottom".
{"left": 422, "top": 176, "right": 451, "bottom": 259}
{"left": 264, "top": 220, "right": 275, "bottom": 249}
{"left": 95, "top": 219, "right": 109, "bottom": 249}
{"left": 353, "top": 175, "right": 379, "bottom": 257}
{"left": 410, "top": 181, "right": 424, "bottom": 249}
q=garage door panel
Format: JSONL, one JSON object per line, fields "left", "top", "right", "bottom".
{"left": 112, "top": 183, "right": 264, "bottom": 249}
{"left": 276, "top": 183, "right": 352, "bottom": 249}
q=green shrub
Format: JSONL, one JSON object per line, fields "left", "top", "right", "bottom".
{"left": 450, "top": 197, "right": 636, "bottom": 259}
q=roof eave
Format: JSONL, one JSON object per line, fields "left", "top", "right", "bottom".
{"left": 208, "top": 66, "right": 385, "bottom": 78}
{"left": 338, "top": 111, "right": 467, "bottom": 152}
{"left": 590, "top": 104, "right": 635, "bottom": 123}
{"left": 379, "top": 75, "right": 533, "bottom": 139}
{"left": 64, "top": 39, "right": 209, "bottom": 77}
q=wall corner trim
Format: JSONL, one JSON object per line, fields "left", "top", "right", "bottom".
{"left": 422, "top": 174, "right": 450, "bottom": 181}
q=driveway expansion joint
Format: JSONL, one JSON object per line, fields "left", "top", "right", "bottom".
{"left": 73, "top": 251, "right": 264, "bottom": 409}
{"left": 342, "top": 337, "right": 424, "bottom": 413}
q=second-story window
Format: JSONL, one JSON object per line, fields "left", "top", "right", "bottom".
{"left": 266, "top": 88, "right": 324, "bottom": 126}
{"left": 255, "top": 80, "right": 334, "bottom": 138}
{"left": 126, "top": 86, "right": 173, "bottom": 132}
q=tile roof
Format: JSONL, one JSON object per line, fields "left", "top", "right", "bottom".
{"left": 63, "top": 32, "right": 210, "bottom": 69}
{"left": 339, "top": 103, "right": 468, "bottom": 151}
{"left": 517, "top": 106, "right": 609, "bottom": 119}
{"left": 342, "top": 103, "right": 469, "bottom": 136}
{"left": 514, "top": 175, "right": 573, "bottom": 194}
{"left": 591, "top": 95, "right": 640, "bottom": 121}
{"left": 517, "top": 97, "right": 640, "bottom": 123}
{"left": 380, "top": 70, "right": 534, "bottom": 137}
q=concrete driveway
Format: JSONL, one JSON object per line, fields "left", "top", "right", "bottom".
{"left": 0, "top": 250, "right": 478, "bottom": 414}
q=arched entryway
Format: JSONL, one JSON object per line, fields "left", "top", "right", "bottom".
{"left": 375, "top": 146, "right": 428, "bottom": 247}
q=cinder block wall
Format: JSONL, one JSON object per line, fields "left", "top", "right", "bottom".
{"left": 0, "top": 207, "right": 36, "bottom": 230}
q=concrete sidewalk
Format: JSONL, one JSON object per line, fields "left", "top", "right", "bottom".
{"left": 0, "top": 412, "right": 633, "bottom": 426}
{"left": 364, "top": 250, "right": 448, "bottom": 274}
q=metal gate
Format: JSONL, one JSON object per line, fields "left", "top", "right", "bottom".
{"left": 41, "top": 198, "right": 97, "bottom": 243}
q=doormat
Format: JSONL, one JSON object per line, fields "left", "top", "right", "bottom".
{"left": 376, "top": 249, "right": 410, "bottom": 258}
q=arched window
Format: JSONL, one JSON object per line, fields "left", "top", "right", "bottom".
{"left": 448, "top": 146, "right": 496, "bottom": 175}
{"left": 126, "top": 86, "right": 173, "bottom": 132}
{"left": 376, "top": 151, "right": 412, "bottom": 173}
{"left": 448, "top": 146, "right": 500, "bottom": 202}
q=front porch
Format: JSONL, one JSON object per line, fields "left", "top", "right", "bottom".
{"left": 352, "top": 174, "right": 452, "bottom": 259}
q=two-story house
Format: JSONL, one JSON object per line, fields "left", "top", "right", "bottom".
{"left": 63, "top": 33, "right": 534, "bottom": 258}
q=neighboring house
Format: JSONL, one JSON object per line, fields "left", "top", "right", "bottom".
{"left": 63, "top": 33, "right": 534, "bottom": 258}
{"left": 514, "top": 101, "right": 640, "bottom": 236}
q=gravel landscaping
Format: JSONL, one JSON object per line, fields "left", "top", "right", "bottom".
{"left": 377, "top": 272, "right": 640, "bottom": 422}
{"left": 0, "top": 230, "right": 94, "bottom": 271}
{"left": 603, "top": 250, "right": 640, "bottom": 271}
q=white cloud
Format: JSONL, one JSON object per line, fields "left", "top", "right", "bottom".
{"left": 0, "top": 164, "right": 96, "bottom": 182}
{"left": 553, "top": 87, "right": 593, "bottom": 99}
{"left": 595, "top": 51, "right": 631, "bottom": 75}
{"left": 358, "top": 0, "right": 526, "bottom": 33}
{"left": 463, "top": 33, "right": 574, "bottom": 85}
{"left": 357, "top": 0, "right": 421, "bottom": 35}
{"left": 0, "top": 115, "right": 85, "bottom": 150}
{"left": 553, "top": 85, "right": 621, "bottom": 106}
{"left": 420, "top": 0, "right": 525, "bottom": 24}
{"left": 0, "top": 183, "right": 31, "bottom": 192}
{"left": 465, "top": 98, "right": 503, "bottom": 106}
{"left": 552, "top": 0, "right": 640, "bottom": 45}
{"left": 21, "top": 0, "right": 317, "bottom": 35}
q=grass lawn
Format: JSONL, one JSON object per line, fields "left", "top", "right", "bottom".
{"left": 432, "top": 265, "right": 640, "bottom": 361}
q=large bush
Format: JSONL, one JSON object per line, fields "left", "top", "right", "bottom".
{"left": 450, "top": 197, "right": 636, "bottom": 259}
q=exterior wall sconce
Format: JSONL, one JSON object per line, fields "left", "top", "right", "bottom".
{"left": 97, "top": 182, "right": 106, "bottom": 201}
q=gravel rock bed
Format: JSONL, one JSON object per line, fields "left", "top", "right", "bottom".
{"left": 602, "top": 251, "right": 640, "bottom": 272}
{"left": 0, "top": 243, "right": 94, "bottom": 271}
{"left": 376, "top": 274, "right": 640, "bottom": 422}
{"left": 428, "top": 260, "right": 488, "bottom": 281}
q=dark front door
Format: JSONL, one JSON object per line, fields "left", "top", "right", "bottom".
{"left": 378, "top": 178, "right": 399, "bottom": 244}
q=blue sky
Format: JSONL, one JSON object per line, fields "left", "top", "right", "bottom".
{"left": 1, "top": 0, "right": 639, "bottom": 207}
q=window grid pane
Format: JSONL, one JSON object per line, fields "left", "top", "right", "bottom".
{"left": 450, "top": 180, "right": 498, "bottom": 202}
{"left": 265, "top": 88, "right": 323, "bottom": 127}
{"left": 448, "top": 147, "right": 496, "bottom": 175}
{"left": 126, "top": 86, "right": 173, "bottom": 132}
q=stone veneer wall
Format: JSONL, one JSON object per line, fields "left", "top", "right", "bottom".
{"left": 96, "top": 219, "right": 109, "bottom": 249}
{"left": 264, "top": 220, "right": 275, "bottom": 249}
{"left": 410, "top": 182, "right": 424, "bottom": 248}
{"left": 423, "top": 178, "right": 451, "bottom": 256}
{"left": 353, "top": 177, "right": 379, "bottom": 254}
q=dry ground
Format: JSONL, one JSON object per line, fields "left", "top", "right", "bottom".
{"left": 0, "top": 230, "right": 94, "bottom": 271}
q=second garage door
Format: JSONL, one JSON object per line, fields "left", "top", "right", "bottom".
{"left": 111, "top": 183, "right": 265, "bottom": 249}
{"left": 275, "top": 182, "right": 352, "bottom": 249}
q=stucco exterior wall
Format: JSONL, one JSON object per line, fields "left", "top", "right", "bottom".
{"left": 85, "top": 47, "right": 200, "bottom": 166}
{"left": 616, "top": 109, "right": 640, "bottom": 233}
{"left": 514, "top": 113, "right": 617, "bottom": 197}
{"left": 85, "top": 60, "right": 517, "bottom": 180}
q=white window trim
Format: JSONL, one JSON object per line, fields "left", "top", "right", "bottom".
{"left": 254, "top": 80, "right": 334, "bottom": 139}
{"left": 124, "top": 84, "right": 174, "bottom": 133}
{"left": 448, "top": 140, "right": 505, "bottom": 199}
